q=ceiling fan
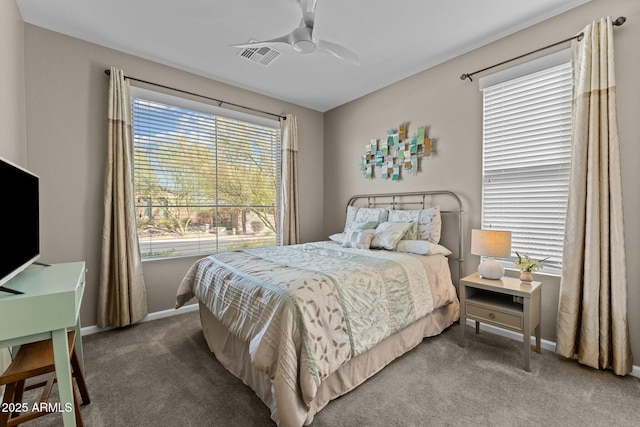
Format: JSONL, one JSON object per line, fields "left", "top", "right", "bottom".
{"left": 231, "top": 0, "right": 359, "bottom": 65}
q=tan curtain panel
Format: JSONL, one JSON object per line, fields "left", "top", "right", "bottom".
{"left": 279, "top": 114, "right": 300, "bottom": 245}
{"left": 555, "top": 17, "right": 632, "bottom": 375}
{"left": 98, "top": 67, "right": 148, "bottom": 328}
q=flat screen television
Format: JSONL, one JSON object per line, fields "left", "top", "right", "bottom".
{"left": 0, "top": 156, "right": 40, "bottom": 294}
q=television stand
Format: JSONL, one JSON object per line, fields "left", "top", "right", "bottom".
{"left": 33, "top": 261, "right": 51, "bottom": 267}
{"left": 0, "top": 286, "right": 24, "bottom": 295}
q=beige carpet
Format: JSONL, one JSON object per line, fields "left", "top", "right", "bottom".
{"left": 21, "top": 310, "right": 640, "bottom": 426}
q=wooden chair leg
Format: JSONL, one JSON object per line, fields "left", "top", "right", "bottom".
{"left": 72, "top": 387, "right": 83, "bottom": 427}
{"left": 12, "top": 380, "right": 25, "bottom": 408}
{"left": 1, "top": 382, "right": 16, "bottom": 426}
{"left": 40, "top": 378, "right": 56, "bottom": 406}
{"left": 0, "top": 408, "right": 9, "bottom": 426}
{"left": 70, "top": 350, "right": 90, "bottom": 406}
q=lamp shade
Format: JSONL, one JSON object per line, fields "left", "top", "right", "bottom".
{"left": 471, "top": 229, "right": 512, "bottom": 279}
{"left": 471, "top": 229, "right": 512, "bottom": 257}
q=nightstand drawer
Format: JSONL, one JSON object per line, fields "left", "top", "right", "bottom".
{"left": 466, "top": 301, "right": 523, "bottom": 331}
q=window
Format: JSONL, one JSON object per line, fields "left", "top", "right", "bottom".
{"left": 131, "top": 87, "right": 281, "bottom": 260}
{"left": 480, "top": 51, "right": 572, "bottom": 273}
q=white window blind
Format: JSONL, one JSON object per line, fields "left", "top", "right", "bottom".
{"left": 481, "top": 61, "right": 572, "bottom": 273}
{"left": 131, "top": 90, "right": 281, "bottom": 260}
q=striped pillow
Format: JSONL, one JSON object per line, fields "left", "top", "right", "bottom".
{"left": 342, "top": 228, "right": 376, "bottom": 249}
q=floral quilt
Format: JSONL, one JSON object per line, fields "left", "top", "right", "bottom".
{"left": 176, "top": 241, "right": 435, "bottom": 406}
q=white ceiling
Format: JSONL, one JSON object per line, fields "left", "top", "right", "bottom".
{"left": 16, "top": 0, "right": 591, "bottom": 112}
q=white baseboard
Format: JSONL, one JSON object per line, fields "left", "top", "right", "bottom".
{"left": 465, "top": 319, "right": 640, "bottom": 379}
{"left": 80, "top": 303, "right": 199, "bottom": 336}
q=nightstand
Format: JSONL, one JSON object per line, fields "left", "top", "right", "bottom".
{"left": 459, "top": 272, "right": 542, "bottom": 371}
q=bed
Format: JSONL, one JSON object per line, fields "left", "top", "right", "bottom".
{"left": 176, "top": 191, "right": 464, "bottom": 426}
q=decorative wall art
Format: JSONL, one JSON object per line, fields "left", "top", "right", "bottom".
{"left": 361, "top": 123, "right": 433, "bottom": 180}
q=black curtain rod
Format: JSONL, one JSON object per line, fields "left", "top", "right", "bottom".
{"left": 104, "top": 69, "right": 286, "bottom": 120}
{"left": 460, "top": 16, "right": 627, "bottom": 82}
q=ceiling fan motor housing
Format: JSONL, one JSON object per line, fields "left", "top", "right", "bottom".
{"left": 292, "top": 26, "right": 316, "bottom": 53}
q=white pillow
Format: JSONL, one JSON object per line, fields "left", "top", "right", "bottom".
{"left": 342, "top": 228, "right": 376, "bottom": 249}
{"left": 343, "top": 205, "right": 360, "bottom": 233}
{"left": 395, "top": 240, "right": 452, "bottom": 256}
{"left": 370, "top": 222, "right": 413, "bottom": 250}
{"left": 329, "top": 233, "right": 344, "bottom": 244}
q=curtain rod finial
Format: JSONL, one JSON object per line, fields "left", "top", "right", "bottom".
{"left": 460, "top": 73, "right": 473, "bottom": 82}
{"left": 104, "top": 69, "right": 111, "bottom": 76}
{"left": 613, "top": 16, "right": 626, "bottom": 26}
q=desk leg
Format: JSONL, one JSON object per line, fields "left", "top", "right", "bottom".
{"left": 52, "top": 329, "right": 77, "bottom": 427}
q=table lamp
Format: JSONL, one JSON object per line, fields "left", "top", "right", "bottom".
{"left": 471, "top": 229, "right": 512, "bottom": 279}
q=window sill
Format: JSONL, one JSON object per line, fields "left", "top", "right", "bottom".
{"left": 141, "top": 254, "right": 204, "bottom": 263}
{"left": 504, "top": 267, "right": 561, "bottom": 280}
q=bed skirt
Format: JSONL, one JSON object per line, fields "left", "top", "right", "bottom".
{"left": 198, "top": 299, "right": 460, "bottom": 426}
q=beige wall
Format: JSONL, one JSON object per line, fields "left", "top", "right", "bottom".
{"left": 0, "top": 0, "right": 27, "bottom": 392}
{"left": 324, "top": 0, "right": 640, "bottom": 363}
{"left": 0, "top": 0, "right": 26, "bottom": 164}
{"left": 22, "top": 25, "right": 324, "bottom": 327}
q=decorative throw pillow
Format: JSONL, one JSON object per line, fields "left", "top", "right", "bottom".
{"left": 388, "top": 207, "right": 442, "bottom": 243}
{"left": 342, "top": 228, "right": 376, "bottom": 249}
{"left": 343, "top": 206, "right": 388, "bottom": 233}
{"left": 395, "top": 240, "right": 452, "bottom": 256}
{"left": 418, "top": 207, "right": 442, "bottom": 243}
{"left": 347, "top": 220, "right": 378, "bottom": 234}
{"left": 351, "top": 220, "right": 379, "bottom": 231}
{"left": 353, "top": 207, "right": 388, "bottom": 224}
{"left": 388, "top": 209, "right": 421, "bottom": 223}
{"left": 382, "top": 220, "right": 418, "bottom": 240}
{"left": 370, "top": 222, "right": 413, "bottom": 250}
{"left": 342, "top": 221, "right": 378, "bottom": 249}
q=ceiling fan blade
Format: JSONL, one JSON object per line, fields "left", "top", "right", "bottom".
{"left": 316, "top": 40, "right": 359, "bottom": 65}
{"left": 298, "top": 0, "right": 318, "bottom": 13}
{"left": 298, "top": 0, "right": 317, "bottom": 28}
{"left": 230, "top": 34, "right": 293, "bottom": 49}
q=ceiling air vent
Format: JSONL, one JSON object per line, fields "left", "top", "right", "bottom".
{"left": 237, "top": 40, "right": 280, "bottom": 67}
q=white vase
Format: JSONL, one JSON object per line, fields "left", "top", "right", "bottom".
{"left": 520, "top": 271, "right": 533, "bottom": 283}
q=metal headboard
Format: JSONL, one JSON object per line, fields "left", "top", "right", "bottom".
{"left": 346, "top": 191, "right": 465, "bottom": 286}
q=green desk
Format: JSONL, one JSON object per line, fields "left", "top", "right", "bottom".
{"left": 0, "top": 262, "right": 86, "bottom": 427}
